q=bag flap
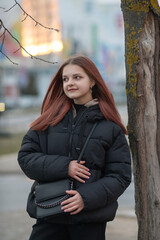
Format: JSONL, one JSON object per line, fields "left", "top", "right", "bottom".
{"left": 35, "top": 179, "right": 70, "bottom": 202}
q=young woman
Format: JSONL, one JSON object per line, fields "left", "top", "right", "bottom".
{"left": 18, "top": 55, "right": 131, "bottom": 240}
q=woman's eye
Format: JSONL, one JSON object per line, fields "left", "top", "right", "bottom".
{"left": 63, "top": 77, "right": 68, "bottom": 82}
{"left": 75, "top": 76, "right": 81, "bottom": 80}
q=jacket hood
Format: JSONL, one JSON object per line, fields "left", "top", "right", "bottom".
{"left": 72, "top": 99, "right": 104, "bottom": 122}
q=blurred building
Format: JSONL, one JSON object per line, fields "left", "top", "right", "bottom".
{"left": 21, "top": 0, "right": 63, "bottom": 56}
{"left": 0, "top": 0, "right": 126, "bottom": 109}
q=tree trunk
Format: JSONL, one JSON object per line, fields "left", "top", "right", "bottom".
{"left": 121, "top": 1, "right": 160, "bottom": 239}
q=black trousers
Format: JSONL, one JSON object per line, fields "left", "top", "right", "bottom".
{"left": 29, "top": 220, "right": 106, "bottom": 240}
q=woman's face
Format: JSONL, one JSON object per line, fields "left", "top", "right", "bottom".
{"left": 62, "top": 64, "right": 95, "bottom": 104}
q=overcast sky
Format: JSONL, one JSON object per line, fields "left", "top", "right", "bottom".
{"left": 0, "top": 0, "right": 121, "bottom": 29}
{"left": 0, "top": 0, "right": 22, "bottom": 28}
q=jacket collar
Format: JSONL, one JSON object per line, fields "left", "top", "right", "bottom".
{"left": 72, "top": 98, "right": 99, "bottom": 118}
{"left": 71, "top": 98, "right": 104, "bottom": 123}
{"left": 85, "top": 98, "right": 98, "bottom": 107}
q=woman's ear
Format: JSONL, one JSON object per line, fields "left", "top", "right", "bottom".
{"left": 91, "top": 80, "right": 96, "bottom": 88}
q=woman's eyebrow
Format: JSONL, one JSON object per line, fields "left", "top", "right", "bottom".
{"left": 73, "top": 73, "right": 82, "bottom": 76}
{"left": 62, "top": 73, "right": 82, "bottom": 77}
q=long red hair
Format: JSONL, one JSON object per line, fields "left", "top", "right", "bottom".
{"left": 30, "top": 55, "right": 127, "bottom": 134}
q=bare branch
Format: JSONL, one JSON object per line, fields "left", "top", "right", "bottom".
{"left": 4, "top": 0, "right": 59, "bottom": 32}
{"left": 0, "top": 31, "right": 5, "bottom": 39}
{"left": 0, "top": 7, "right": 5, "bottom": 10}
{"left": 0, "top": 29, "right": 6, "bottom": 51}
{"left": 0, "top": 22, "right": 3, "bottom": 30}
{"left": 0, "top": 49, "right": 18, "bottom": 65}
{"left": 13, "top": 47, "right": 21, "bottom": 54}
{"left": 0, "top": 0, "right": 61, "bottom": 65}
{"left": 0, "top": 20, "right": 58, "bottom": 65}
{"left": 4, "top": 3, "right": 17, "bottom": 12}
{"left": 21, "top": 13, "right": 28, "bottom": 22}
{"left": 30, "top": 56, "right": 58, "bottom": 64}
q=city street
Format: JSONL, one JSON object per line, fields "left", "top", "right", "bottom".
{"left": 0, "top": 0, "right": 140, "bottom": 238}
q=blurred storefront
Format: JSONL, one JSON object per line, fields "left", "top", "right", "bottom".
{"left": 0, "top": 60, "right": 58, "bottom": 109}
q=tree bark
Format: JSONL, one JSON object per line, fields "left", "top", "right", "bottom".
{"left": 121, "top": 1, "right": 160, "bottom": 239}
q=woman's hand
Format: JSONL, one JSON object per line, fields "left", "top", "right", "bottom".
{"left": 68, "top": 160, "right": 91, "bottom": 183}
{"left": 61, "top": 190, "right": 84, "bottom": 215}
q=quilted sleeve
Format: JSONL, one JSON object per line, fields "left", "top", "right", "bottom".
{"left": 18, "top": 129, "right": 71, "bottom": 182}
{"left": 77, "top": 126, "right": 131, "bottom": 210}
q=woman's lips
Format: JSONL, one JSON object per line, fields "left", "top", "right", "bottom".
{"left": 68, "top": 89, "right": 78, "bottom": 91}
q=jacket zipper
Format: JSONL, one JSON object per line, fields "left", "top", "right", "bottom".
{"left": 68, "top": 108, "right": 88, "bottom": 158}
{"left": 68, "top": 125, "right": 74, "bottom": 158}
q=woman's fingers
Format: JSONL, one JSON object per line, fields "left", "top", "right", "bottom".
{"left": 68, "top": 160, "right": 91, "bottom": 182}
{"left": 62, "top": 190, "right": 77, "bottom": 203}
{"left": 70, "top": 208, "right": 82, "bottom": 215}
{"left": 76, "top": 170, "right": 90, "bottom": 179}
{"left": 77, "top": 162, "right": 91, "bottom": 178}
{"left": 78, "top": 162, "right": 90, "bottom": 171}
{"left": 61, "top": 190, "right": 84, "bottom": 214}
{"left": 63, "top": 205, "right": 82, "bottom": 214}
{"left": 78, "top": 166, "right": 90, "bottom": 176}
{"left": 74, "top": 175, "right": 86, "bottom": 183}
{"left": 62, "top": 202, "right": 79, "bottom": 212}
{"left": 79, "top": 161, "right": 86, "bottom": 164}
{"left": 74, "top": 170, "right": 91, "bottom": 182}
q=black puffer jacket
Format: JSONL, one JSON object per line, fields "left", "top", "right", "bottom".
{"left": 18, "top": 104, "right": 131, "bottom": 223}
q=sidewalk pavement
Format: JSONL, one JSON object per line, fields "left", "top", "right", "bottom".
{"left": 0, "top": 153, "right": 21, "bottom": 173}
{"left": 1, "top": 210, "right": 138, "bottom": 240}
{"left": 0, "top": 153, "right": 138, "bottom": 240}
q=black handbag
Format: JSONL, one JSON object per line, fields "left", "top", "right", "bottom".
{"left": 35, "top": 179, "right": 72, "bottom": 218}
{"left": 27, "top": 122, "right": 97, "bottom": 219}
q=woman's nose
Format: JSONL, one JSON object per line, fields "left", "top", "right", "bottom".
{"left": 67, "top": 78, "right": 74, "bottom": 85}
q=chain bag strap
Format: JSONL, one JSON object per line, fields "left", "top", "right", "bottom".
{"left": 35, "top": 179, "right": 73, "bottom": 209}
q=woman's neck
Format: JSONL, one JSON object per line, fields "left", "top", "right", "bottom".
{"left": 73, "top": 102, "right": 84, "bottom": 113}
